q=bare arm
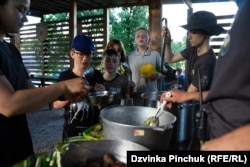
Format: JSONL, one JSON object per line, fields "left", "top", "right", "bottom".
{"left": 162, "top": 28, "right": 185, "bottom": 63}
{"left": 53, "top": 100, "right": 69, "bottom": 110}
{"left": 53, "top": 83, "right": 106, "bottom": 110}
{"left": 0, "top": 76, "right": 89, "bottom": 117}
{"left": 160, "top": 89, "right": 209, "bottom": 103}
{"left": 27, "top": 79, "right": 36, "bottom": 89}
{"left": 201, "top": 124, "right": 250, "bottom": 150}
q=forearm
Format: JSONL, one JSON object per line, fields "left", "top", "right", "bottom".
{"left": 164, "top": 45, "right": 175, "bottom": 63}
{"left": 187, "top": 91, "right": 208, "bottom": 101}
{"left": 53, "top": 100, "right": 69, "bottom": 109}
{"left": 5, "top": 83, "right": 66, "bottom": 116}
{"left": 160, "top": 90, "right": 209, "bottom": 104}
{"left": 201, "top": 124, "right": 250, "bottom": 150}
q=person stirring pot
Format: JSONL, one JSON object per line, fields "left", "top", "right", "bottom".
{"left": 0, "top": 1, "right": 90, "bottom": 166}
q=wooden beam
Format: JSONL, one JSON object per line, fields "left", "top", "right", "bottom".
{"left": 148, "top": 0, "right": 164, "bottom": 90}
{"left": 69, "top": 0, "right": 77, "bottom": 68}
{"left": 148, "top": 0, "right": 162, "bottom": 54}
{"left": 103, "top": 8, "right": 109, "bottom": 50}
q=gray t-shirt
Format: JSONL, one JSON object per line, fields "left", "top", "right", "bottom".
{"left": 127, "top": 48, "right": 161, "bottom": 93}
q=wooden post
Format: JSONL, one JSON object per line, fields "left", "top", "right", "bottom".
{"left": 148, "top": 0, "right": 165, "bottom": 91}
{"left": 69, "top": 0, "right": 77, "bottom": 68}
{"left": 103, "top": 8, "right": 109, "bottom": 50}
{"left": 148, "top": 0, "right": 162, "bottom": 53}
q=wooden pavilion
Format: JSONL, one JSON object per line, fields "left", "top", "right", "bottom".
{"left": 9, "top": 0, "right": 233, "bottom": 87}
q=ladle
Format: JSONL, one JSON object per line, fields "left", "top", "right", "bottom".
{"left": 144, "top": 100, "right": 167, "bottom": 127}
{"left": 83, "top": 66, "right": 94, "bottom": 80}
{"left": 143, "top": 91, "right": 171, "bottom": 127}
{"left": 82, "top": 66, "right": 94, "bottom": 90}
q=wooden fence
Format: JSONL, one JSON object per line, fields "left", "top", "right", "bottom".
{"left": 19, "top": 13, "right": 105, "bottom": 87}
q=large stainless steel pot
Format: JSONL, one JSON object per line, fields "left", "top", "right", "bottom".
{"left": 60, "top": 140, "right": 149, "bottom": 167}
{"left": 141, "top": 91, "right": 166, "bottom": 108}
{"left": 100, "top": 106, "right": 176, "bottom": 150}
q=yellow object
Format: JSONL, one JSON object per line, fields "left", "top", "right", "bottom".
{"left": 139, "top": 64, "right": 157, "bottom": 78}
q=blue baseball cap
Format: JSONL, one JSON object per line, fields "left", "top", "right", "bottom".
{"left": 71, "top": 34, "right": 96, "bottom": 51}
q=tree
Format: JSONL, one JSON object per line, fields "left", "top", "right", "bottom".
{"left": 109, "top": 6, "right": 149, "bottom": 53}
{"left": 170, "top": 36, "right": 187, "bottom": 69}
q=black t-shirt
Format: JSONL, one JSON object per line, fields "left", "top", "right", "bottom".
{"left": 181, "top": 47, "right": 216, "bottom": 91}
{"left": 205, "top": 1, "right": 250, "bottom": 139}
{"left": 0, "top": 41, "right": 33, "bottom": 167}
{"left": 57, "top": 68, "right": 103, "bottom": 138}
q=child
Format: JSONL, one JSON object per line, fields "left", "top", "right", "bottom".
{"left": 53, "top": 34, "right": 105, "bottom": 139}
{"left": 96, "top": 39, "right": 131, "bottom": 77}
{"left": 102, "top": 49, "right": 131, "bottom": 106}
{"left": 127, "top": 27, "right": 162, "bottom": 106}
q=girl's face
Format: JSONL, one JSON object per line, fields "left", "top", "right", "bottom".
{"left": 134, "top": 29, "right": 149, "bottom": 47}
{"left": 102, "top": 54, "right": 120, "bottom": 73}
{"left": 0, "top": 0, "right": 29, "bottom": 34}
{"left": 187, "top": 30, "right": 208, "bottom": 47}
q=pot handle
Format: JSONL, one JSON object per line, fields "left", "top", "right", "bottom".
{"left": 152, "top": 124, "right": 173, "bottom": 132}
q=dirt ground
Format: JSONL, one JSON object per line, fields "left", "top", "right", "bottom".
{"left": 27, "top": 105, "right": 64, "bottom": 154}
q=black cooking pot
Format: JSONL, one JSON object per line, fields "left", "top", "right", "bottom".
{"left": 170, "top": 102, "right": 199, "bottom": 143}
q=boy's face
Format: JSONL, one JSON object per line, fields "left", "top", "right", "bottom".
{"left": 102, "top": 54, "right": 120, "bottom": 73}
{"left": 134, "top": 29, "right": 150, "bottom": 47}
{"left": 187, "top": 30, "right": 209, "bottom": 47}
{"left": 71, "top": 50, "right": 92, "bottom": 69}
{"left": 0, "top": 0, "right": 30, "bottom": 34}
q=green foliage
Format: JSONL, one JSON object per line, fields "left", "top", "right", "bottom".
{"left": 109, "top": 6, "right": 149, "bottom": 53}
{"left": 77, "top": 9, "right": 103, "bottom": 17}
{"left": 170, "top": 37, "right": 187, "bottom": 69}
{"left": 38, "top": 6, "right": 187, "bottom": 76}
{"left": 44, "top": 13, "right": 69, "bottom": 21}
